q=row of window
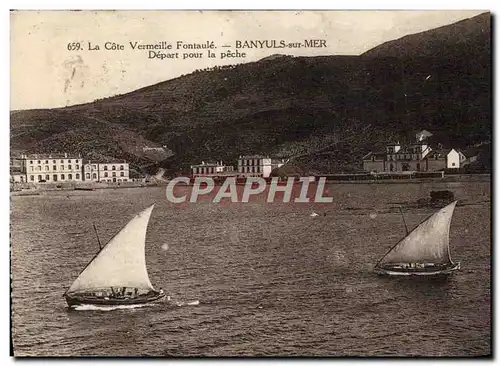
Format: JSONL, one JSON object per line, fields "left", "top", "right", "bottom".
{"left": 83, "top": 172, "right": 127, "bottom": 178}
{"left": 29, "top": 159, "right": 79, "bottom": 164}
{"left": 192, "top": 167, "right": 216, "bottom": 174}
{"left": 30, "top": 173, "right": 81, "bottom": 182}
{"left": 26, "top": 174, "right": 132, "bottom": 183}
{"left": 29, "top": 164, "right": 80, "bottom": 172}
{"left": 238, "top": 166, "right": 261, "bottom": 173}
{"left": 102, "top": 165, "right": 125, "bottom": 171}
{"left": 238, "top": 159, "right": 262, "bottom": 166}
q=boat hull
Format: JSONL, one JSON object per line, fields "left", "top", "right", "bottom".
{"left": 65, "top": 292, "right": 166, "bottom": 308}
{"left": 374, "top": 262, "right": 460, "bottom": 277}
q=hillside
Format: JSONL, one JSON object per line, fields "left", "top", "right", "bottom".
{"left": 10, "top": 12, "right": 491, "bottom": 175}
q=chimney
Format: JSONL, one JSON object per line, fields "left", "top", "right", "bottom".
{"left": 64, "top": 152, "right": 68, "bottom": 158}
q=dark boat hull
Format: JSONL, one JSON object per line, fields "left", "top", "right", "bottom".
{"left": 65, "top": 292, "right": 166, "bottom": 308}
{"left": 374, "top": 262, "right": 460, "bottom": 276}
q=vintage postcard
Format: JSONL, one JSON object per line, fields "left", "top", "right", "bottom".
{"left": 9, "top": 10, "right": 491, "bottom": 357}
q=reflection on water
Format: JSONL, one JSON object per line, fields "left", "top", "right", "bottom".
{"left": 11, "top": 182, "right": 491, "bottom": 356}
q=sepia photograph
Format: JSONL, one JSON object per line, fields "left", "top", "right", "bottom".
{"left": 9, "top": 9, "right": 492, "bottom": 357}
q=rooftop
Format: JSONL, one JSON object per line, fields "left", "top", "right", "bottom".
{"left": 20, "top": 153, "right": 81, "bottom": 159}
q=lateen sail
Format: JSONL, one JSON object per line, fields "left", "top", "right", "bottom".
{"left": 68, "top": 204, "right": 156, "bottom": 293}
{"left": 378, "top": 201, "right": 457, "bottom": 266}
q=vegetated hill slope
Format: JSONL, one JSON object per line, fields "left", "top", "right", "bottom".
{"left": 10, "top": 12, "right": 491, "bottom": 175}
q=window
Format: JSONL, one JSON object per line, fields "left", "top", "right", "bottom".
{"left": 123, "top": 179, "right": 128, "bottom": 182}
{"left": 53, "top": 165, "right": 56, "bottom": 171}
{"left": 104, "top": 166, "right": 108, "bottom": 171}
{"left": 68, "top": 159, "right": 72, "bottom": 163}
{"left": 112, "top": 172, "right": 116, "bottom": 177}
{"left": 120, "top": 172, "right": 124, "bottom": 177}
{"left": 53, "top": 175, "right": 58, "bottom": 181}
{"left": 45, "top": 160, "right": 48, "bottom": 164}
{"left": 112, "top": 165, "right": 116, "bottom": 170}
{"left": 104, "top": 172, "right": 108, "bottom": 177}
{"left": 76, "top": 165, "right": 79, "bottom": 170}
{"left": 37, "top": 175, "right": 42, "bottom": 182}
{"left": 76, "top": 160, "right": 79, "bottom": 163}
{"left": 29, "top": 160, "right": 33, "bottom": 164}
{"left": 76, "top": 173, "right": 80, "bottom": 180}
{"left": 92, "top": 173, "right": 97, "bottom": 179}
{"left": 60, "top": 165, "right": 64, "bottom": 170}
{"left": 45, "top": 166, "right": 49, "bottom": 171}
{"left": 60, "top": 160, "right": 64, "bottom": 163}
{"left": 53, "top": 160, "right": 56, "bottom": 163}
{"left": 86, "top": 173, "right": 90, "bottom": 179}
{"left": 452, "top": 162, "right": 456, "bottom": 167}
{"left": 37, "top": 166, "right": 41, "bottom": 171}
{"left": 68, "top": 165, "right": 72, "bottom": 170}
{"left": 38, "top": 160, "right": 41, "bottom": 164}
{"left": 30, "top": 175, "right": 34, "bottom": 181}
{"left": 45, "top": 175, "right": 50, "bottom": 181}
{"left": 61, "top": 174, "right": 65, "bottom": 180}
{"left": 120, "top": 165, "right": 124, "bottom": 170}
{"left": 68, "top": 174, "right": 73, "bottom": 180}
{"left": 92, "top": 165, "right": 96, "bottom": 169}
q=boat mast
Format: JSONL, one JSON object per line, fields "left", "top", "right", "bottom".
{"left": 374, "top": 206, "right": 411, "bottom": 268}
{"left": 398, "top": 207, "right": 409, "bottom": 236}
{"left": 93, "top": 223, "right": 102, "bottom": 250}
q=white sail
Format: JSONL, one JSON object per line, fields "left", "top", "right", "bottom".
{"left": 378, "top": 201, "right": 457, "bottom": 266}
{"left": 68, "top": 204, "right": 156, "bottom": 293}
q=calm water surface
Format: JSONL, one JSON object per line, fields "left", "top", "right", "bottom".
{"left": 11, "top": 182, "right": 491, "bottom": 356}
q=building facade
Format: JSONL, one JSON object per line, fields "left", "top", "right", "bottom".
{"left": 237, "top": 155, "right": 287, "bottom": 178}
{"left": 20, "top": 153, "right": 83, "bottom": 183}
{"left": 363, "top": 137, "right": 468, "bottom": 173}
{"left": 10, "top": 169, "right": 26, "bottom": 183}
{"left": 84, "top": 161, "right": 129, "bottom": 182}
{"left": 190, "top": 161, "right": 235, "bottom": 178}
{"left": 83, "top": 162, "right": 100, "bottom": 182}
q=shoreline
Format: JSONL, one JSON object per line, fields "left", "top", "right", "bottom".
{"left": 10, "top": 174, "right": 490, "bottom": 195}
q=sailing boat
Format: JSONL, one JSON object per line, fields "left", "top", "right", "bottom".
{"left": 64, "top": 204, "right": 166, "bottom": 307}
{"left": 374, "top": 201, "right": 460, "bottom": 276}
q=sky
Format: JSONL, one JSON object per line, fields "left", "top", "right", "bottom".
{"left": 10, "top": 10, "right": 485, "bottom": 110}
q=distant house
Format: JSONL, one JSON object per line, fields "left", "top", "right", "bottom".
{"left": 83, "top": 161, "right": 130, "bottom": 182}
{"left": 425, "top": 149, "right": 467, "bottom": 170}
{"left": 10, "top": 168, "right": 26, "bottom": 183}
{"left": 237, "top": 155, "right": 287, "bottom": 178}
{"left": 362, "top": 133, "right": 469, "bottom": 173}
{"left": 190, "top": 161, "right": 235, "bottom": 178}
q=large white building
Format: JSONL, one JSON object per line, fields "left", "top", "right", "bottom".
{"left": 83, "top": 161, "right": 130, "bottom": 182}
{"left": 20, "top": 153, "right": 83, "bottom": 183}
{"left": 237, "top": 155, "right": 287, "bottom": 178}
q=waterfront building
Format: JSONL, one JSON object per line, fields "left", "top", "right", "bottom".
{"left": 19, "top": 153, "right": 83, "bottom": 183}
{"left": 237, "top": 155, "right": 287, "bottom": 178}
{"left": 190, "top": 161, "right": 235, "bottom": 178}
{"left": 83, "top": 161, "right": 129, "bottom": 182}
{"left": 10, "top": 168, "right": 26, "bottom": 183}
{"left": 362, "top": 131, "right": 469, "bottom": 173}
